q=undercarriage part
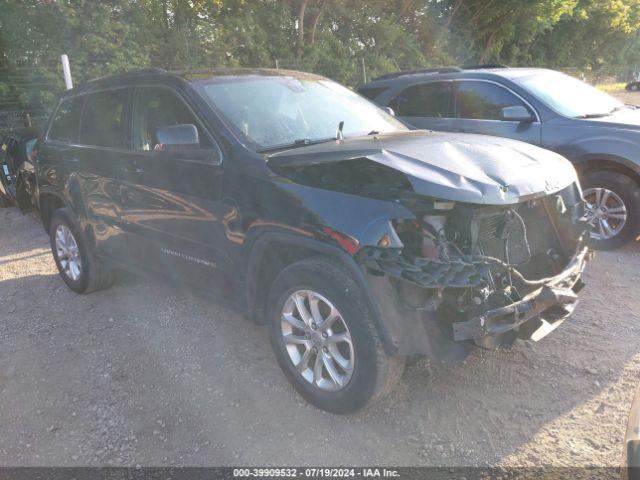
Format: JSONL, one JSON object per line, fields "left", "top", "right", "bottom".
{"left": 357, "top": 247, "right": 490, "bottom": 288}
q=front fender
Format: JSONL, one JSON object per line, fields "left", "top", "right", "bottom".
{"left": 560, "top": 137, "right": 640, "bottom": 177}
{"left": 273, "top": 181, "right": 415, "bottom": 248}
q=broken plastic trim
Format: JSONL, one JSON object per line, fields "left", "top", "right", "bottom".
{"left": 356, "top": 247, "right": 490, "bottom": 288}
{"left": 452, "top": 245, "right": 589, "bottom": 342}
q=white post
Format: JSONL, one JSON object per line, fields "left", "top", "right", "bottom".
{"left": 61, "top": 54, "right": 73, "bottom": 90}
{"left": 362, "top": 57, "right": 367, "bottom": 84}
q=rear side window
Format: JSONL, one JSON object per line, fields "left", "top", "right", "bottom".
{"left": 456, "top": 81, "right": 527, "bottom": 120}
{"left": 48, "top": 97, "right": 83, "bottom": 143}
{"left": 391, "top": 82, "right": 454, "bottom": 118}
{"left": 132, "top": 87, "right": 212, "bottom": 151}
{"left": 80, "top": 89, "right": 128, "bottom": 148}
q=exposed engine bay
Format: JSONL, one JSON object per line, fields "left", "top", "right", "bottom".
{"left": 358, "top": 183, "right": 590, "bottom": 348}
{"left": 267, "top": 132, "right": 591, "bottom": 352}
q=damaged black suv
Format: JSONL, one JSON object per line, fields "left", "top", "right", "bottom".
{"left": 36, "top": 68, "right": 590, "bottom": 413}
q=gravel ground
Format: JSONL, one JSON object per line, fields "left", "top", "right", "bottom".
{"left": 0, "top": 207, "right": 639, "bottom": 468}
{"left": 0, "top": 91, "right": 639, "bottom": 468}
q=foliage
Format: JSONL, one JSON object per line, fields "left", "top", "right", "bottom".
{"left": 2, "top": 0, "right": 640, "bottom": 127}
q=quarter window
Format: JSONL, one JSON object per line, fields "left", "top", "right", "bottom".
{"left": 80, "top": 90, "right": 128, "bottom": 148}
{"left": 132, "top": 87, "right": 212, "bottom": 151}
{"left": 456, "top": 81, "right": 528, "bottom": 120}
{"left": 48, "top": 97, "right": 83, "bottom": 143}
{"left": 391, "top": 82, "right": 454, "bottom": 118}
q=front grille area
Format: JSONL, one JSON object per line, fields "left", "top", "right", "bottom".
{"left": 476, "top": 200, "right": 564, "bottom": 279}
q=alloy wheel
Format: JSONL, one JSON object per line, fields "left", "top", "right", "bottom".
{"left": 583, "top": 187, "right": 628, "bottom": 240}
{"left": 54, "top": 224, "right": 82, "bottom": 281}
{"left": 280, "top": 290, "right": 354, "bottom": 392}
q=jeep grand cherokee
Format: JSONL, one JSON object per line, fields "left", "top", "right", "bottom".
{"left": 35, "top": 68, "right": 590, "bottom": 413}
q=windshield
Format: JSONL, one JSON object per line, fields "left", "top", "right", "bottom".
{"left": 513, "top": 70, "right": 623, "bottom": 118}
{"left": 195, "top": 75, "right": 407, "bottom": 150}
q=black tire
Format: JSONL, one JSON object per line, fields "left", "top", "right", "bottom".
{"left": 581, "top": 171, "right": 640, "bottom": 250}
{"left": 49, "top": 208, "right": 113, "bottom": 294}
{"left": 267, "top": 257, "right": 405, "bottom": 414}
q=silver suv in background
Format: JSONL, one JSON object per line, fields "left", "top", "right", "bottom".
{"left": 360, "top": 66, "right": 640, "bottom": 250}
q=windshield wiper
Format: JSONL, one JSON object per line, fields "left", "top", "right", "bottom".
{"left": 258, "top": 137, "right": 335, "bottom": 153}
{"left": 576, "top": 106, "right": 623, "bottom": 119}
{"left": 576, "top": 112, "right": 610, "bottom": 119}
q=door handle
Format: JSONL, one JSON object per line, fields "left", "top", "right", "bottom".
{"left": 62, "top": 155, "right": 79, "bottom": 163}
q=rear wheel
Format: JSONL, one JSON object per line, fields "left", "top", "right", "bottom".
{"left": 267, "top": 257, "right": 404, "bottom": 414}
{"left": 582, "top": 171, "right": 640, "bottom": 250}
{"left": 49, "top": 208, "right": 113, "bottom": 293}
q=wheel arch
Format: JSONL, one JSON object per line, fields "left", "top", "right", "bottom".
{"left": 573, "top": 155, "right": 640, "bottom": 187}
{"left": 38, "top": 190, "right": 66, "bottom": 233}
{"left": 245, "top": 231, "right": 398, "bottom": 355}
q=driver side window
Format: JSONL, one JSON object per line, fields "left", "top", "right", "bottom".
{"left": 133, "top": 87, "right": 212, "bottom": 151}
{"left": 455, "top": 81, "right": 528, "bottom": 120}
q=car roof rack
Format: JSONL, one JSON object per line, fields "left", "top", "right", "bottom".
{"left": 461, "top": 64, "right": 509, "bottom": 70}
{"left": 372, "top": 67, "right": 463, "bottom": 82}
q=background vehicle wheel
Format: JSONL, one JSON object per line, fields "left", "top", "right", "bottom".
{"left": 631, "top": 83, "right": 640, "bottom": 91}
{"left": 267, "top": 257, "right": 405, "bottom": 414}
{"left": 582, "top": 171, "right": 640, "bottom": 250}
{"left": 49, "top": 208, "right": 113, "bottom": 294}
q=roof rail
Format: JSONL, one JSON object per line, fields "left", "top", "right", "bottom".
{"left": 87, "top": 67, "right": 167, "bottom": 84}
{"left": 372, "top": 67, "right": 463, "bottom": 82}
{"left": 461, "top": 64, "right": 509, "bottom": 70}
{"left": 72, "top": 68, "right": 169, "bottom": 93}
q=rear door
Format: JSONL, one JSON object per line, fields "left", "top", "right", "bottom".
{"left": 117, "top": 85, "right": 231, "bottom": 291}
{"left": 38, "top": 96, "right": 84, "bottom": 202}
{"left": 389, "top": 81, "right": 458, "bottom": 131}
{"left": 74, "top": 88, "right": 132, "bottom": 258}
{"left": 453, "top": 80, "right": 541, "bottom": 144}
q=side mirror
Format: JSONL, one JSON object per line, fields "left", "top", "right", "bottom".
{"left": 156, "top": 124, "right": 199, "bottom": 148}
{"left": 501, "top": 105, "right": 534, "bottom": 123}
{"left": 384, "top": 106, "right": 396, "bottom": 116}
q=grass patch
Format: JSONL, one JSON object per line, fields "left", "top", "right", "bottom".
{"left": 596, "top": 82, "right": 627, "bottom": 92}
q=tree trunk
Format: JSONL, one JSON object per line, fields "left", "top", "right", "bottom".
{"left": 394, "top": 0, "right": 415, "bottom": 24}
{"left": 295, "top": 0, "right": 310, "bottom": 59}
{"left": 309, "top": 0, "right": 326, "bottom": 46}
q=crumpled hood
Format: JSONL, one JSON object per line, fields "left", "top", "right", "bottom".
{"left": 267, "top": 130, "right": 578, "bottom": 205}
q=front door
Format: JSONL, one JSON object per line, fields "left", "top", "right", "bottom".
{"left": 117, "top": 86, "right": 232, "bottom": 293}
{"left": 452, "top": 80, "right": 541, "bottom": 145}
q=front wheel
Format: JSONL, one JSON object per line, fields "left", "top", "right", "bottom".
{"left": 582, "top": 171, "right": 640, "bottom": 250}
{"left": 267, "top": 257, "right": 404, "bottom": 414}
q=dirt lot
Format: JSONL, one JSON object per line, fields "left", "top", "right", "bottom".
{"left": 1, "top": 91, "right": 639, "bottom": 469}
{"left": 0, "top": 207, "right": 638, "bottom": 469}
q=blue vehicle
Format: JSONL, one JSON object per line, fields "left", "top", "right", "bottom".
{"left": 359, "top": 66, "right": 640, "bottom": 249}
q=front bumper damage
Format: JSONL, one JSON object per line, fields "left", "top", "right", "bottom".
{"left": 451, "top": 246, "right": 589, "bottom": 344}
{"left": 357, "top": 244, "right": 590, "bottom": 354}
